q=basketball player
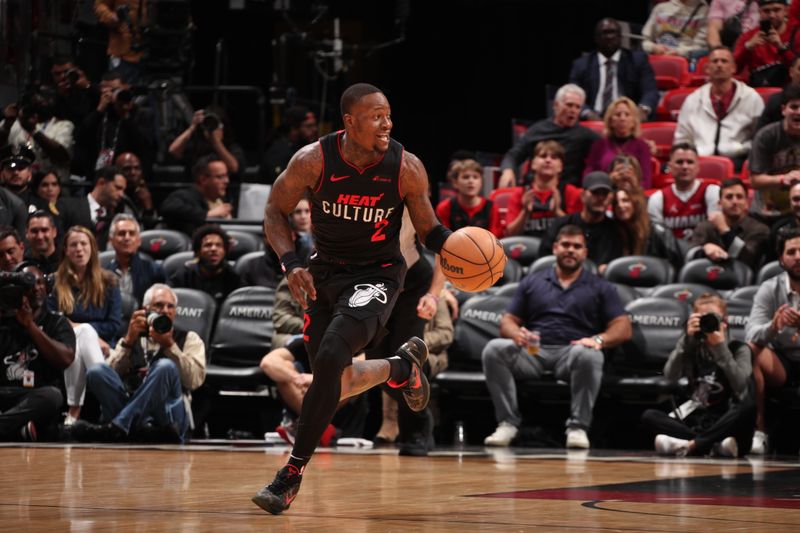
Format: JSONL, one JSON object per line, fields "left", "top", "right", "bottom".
{"left": 252, "top": 83, "right": 454, "bottom": 514}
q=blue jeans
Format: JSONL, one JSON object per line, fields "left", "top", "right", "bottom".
{"left": 87, "top": 358, "right": 188, "bottom": 442}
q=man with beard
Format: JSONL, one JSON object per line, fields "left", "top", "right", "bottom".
{"left": 481, "top": 224, "right": 631, "bottom": 449}
{"left": 60, "top": 166, "right": 127, "bottom": 250}
{"left": 24, "top": 211, "right": 59, "bottom": 274}
{"left": 569, "top": 18, "right": 659, "bottom": 121}
{"left": 0, "top": 86, "right": 74, "bottom": 181}
{"left": 168, "top": 224, "right": 241, "bottom": 305}
{"left": 114, "top": 151, "right": 157, "bottom": 229}
{"left": 745, "top": 226, "right": 800, "bottom": 455}
{"left": 540, "top": 171, "right": 624, "bottom": 271}
{"left": 0, "top": 262, "right": 75, "bottom": 441}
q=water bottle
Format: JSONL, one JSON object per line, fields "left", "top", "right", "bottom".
{"left": 453, "top": 420, "right": 467, "bottom": 449}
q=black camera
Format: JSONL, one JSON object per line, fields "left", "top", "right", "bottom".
{"left": 65, "top": 68, "right": 81, "bottom": 85}
{"left": 698, "top": 312, "right": 723, "bottom": 335}
{"left": 0, "top": 271, "right": 36, "bottom": 312}
{"left": 147, "top": 312, "right": 172, "bottom": 334}
{"left": 201, "top": 111, "right": 220, "bottom": 132}
{"left": 117, "top": 5, "right": 132, "bottom": 27}
{"left": 760, "top": 19, "right": 772, "bottom": 33}
{"left": 113, "top": 88, "right": 133, "bottom": 104}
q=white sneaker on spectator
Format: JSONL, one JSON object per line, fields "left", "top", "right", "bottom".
{"left": 750, "top": 430, "right": 767, "bottom": 455}
{"left": 484, "top": 422, "right": 518, "bottom": 446}
{"left": 713, "top": 436, "right": 739, "bottom": 458}
{"left": 64, "top": 415, "right": 77, "bottom": 427}
{"left": 655, "top": 434, "right": 690, "bottom": 456}
{"left": 566, "top": 428, "right": 590, "bottom": 449}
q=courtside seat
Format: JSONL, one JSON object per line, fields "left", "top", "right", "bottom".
{"left": 99, "top": 250, "right": 116, "bottom": 269}
{"left": 162, "top": 251, "right": 196, "bottom": 281}
{"left": 494, "top": 281, "right": 519, "bottom": 297}
{"left": 225, "top": 230, "right": 263, "bottom": 261}
{"left": 604, "top": 255, "right": 675, "bottom": 288}
{"left": 449, "top": 292, "right": 511, "bottom": 370}
{"left": 499, "top": 257, "right": 523, "bottom": 285}
{"left": 612, "top": 282, "right": 642, "bottom": 306}
{"left": 678, "top": 258, "right": 753, "bottom": 291}
{"left": 728, "top": 285, "right": 759, "bottom": 302}
{"left": 117, "top": 291, "right": 138, "bottom": 339}
{"left": 138, "top": 229, "right": 191, "bottom": 260}
{"left": 648, "top": 283, "right": 719, "bottom": 305}
{"left": 500, "top": 235, "right": 541, "bottom": 267}
{"left": 756, "top": 260, "right": 782, "bottom": 284}
{"left": 726, "top": 298, "right": 752, "bottom": 343}
{"left": 614, "top": 297, "right": 689, "bottom": 375}
{"left": 172, "top": 288, "right": 218, "bottom": 345}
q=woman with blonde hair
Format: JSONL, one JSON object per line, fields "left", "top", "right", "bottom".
{"left": 584, "top": 96, "right": 654, "bottom": 188}
{"left": 53, "top": 226, "right": 122, "bottom": 424}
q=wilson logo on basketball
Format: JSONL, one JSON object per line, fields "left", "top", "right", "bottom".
{"left": 628, "top": 262, "right": 647, "bottom": 279}
{"left": 441, "top": 257, "right": 464, "bottom": 275}
{"left": 348, "top": 283, "right": 388, "bottom": 308}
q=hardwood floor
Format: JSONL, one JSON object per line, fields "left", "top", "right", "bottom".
{"left": 1, "top": 444, "right": 798, "bottom": 532}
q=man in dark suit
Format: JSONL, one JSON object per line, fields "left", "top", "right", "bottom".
{"left": 60, "top": 166, "right": 127, "bottom": 250}
{"left": 569, "top": 18, "right": 659, "bottom": 121}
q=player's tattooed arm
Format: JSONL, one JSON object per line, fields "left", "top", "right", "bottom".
{"left": 400, "top": 151, "right": 440, "bottom": 244}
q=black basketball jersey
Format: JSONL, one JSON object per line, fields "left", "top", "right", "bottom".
{"left": 311, "top": 130, "right": 405, "bottom": 263}
{"left": 448, "top": 196, "right": 493, "bottom": 231}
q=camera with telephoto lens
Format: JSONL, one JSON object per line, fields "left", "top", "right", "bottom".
{"left": 201, "top": 110, "right": 220, "bottom": 132}
{"left": 698, "top": 312, "right": 723, "bottom": 335}
{"left": 0, "top": 271, "right": 36, "bottom": 313}
{"left": 147, "top": 312, "right": 172, "bottom": 335}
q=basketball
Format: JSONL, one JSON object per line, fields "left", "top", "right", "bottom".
{"left": 439, "top": 226, "right": 507, "bottom": 292}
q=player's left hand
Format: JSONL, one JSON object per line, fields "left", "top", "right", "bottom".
{"left": 287, "top": 267, "right": 316, "bottom": 309}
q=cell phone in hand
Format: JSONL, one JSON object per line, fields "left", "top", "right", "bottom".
{"left": 761, "top": 19, "right": 772, "bottom": 33}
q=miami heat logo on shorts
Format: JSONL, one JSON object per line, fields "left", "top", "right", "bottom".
{"left": 348, "top": 283, "right": 388, "bottom": 308}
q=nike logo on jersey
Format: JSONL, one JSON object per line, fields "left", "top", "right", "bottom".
{"left": 330, "top": 174, "right": 351, "bottom": 182}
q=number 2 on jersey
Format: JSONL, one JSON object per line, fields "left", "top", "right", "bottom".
{"left": 371, "top": 218, "right": 389, "bottom": 242}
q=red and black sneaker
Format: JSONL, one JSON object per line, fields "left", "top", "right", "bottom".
{"left": 388, "top": 336, "right": 430, "bottom": 412}
{"left": 252, "top": 465, "right": 303, "bottom": 515}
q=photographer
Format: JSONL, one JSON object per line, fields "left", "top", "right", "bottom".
{"left": 72, "top": 284, "right": 205, "bottom": 443}
{"left": 50, "top": 55, "right": 98, "bottom": 128}
{"left": 642, "top": 293, "right": 755, "bottom": 457}
{"left": 94, "top": 0, "right": 146, "bottom": 85}
{"left": 73, "top": 72, "right": 152, "bottom": 179}
{"left": 0, "top": 262, "right": 75, "bottom": 441}
{"left": 168, "top": 105, "right": 246, "bottom": 180}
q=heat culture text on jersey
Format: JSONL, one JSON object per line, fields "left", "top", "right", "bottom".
{"left": 320, "top": 193, "right": 396, "bottom": 224}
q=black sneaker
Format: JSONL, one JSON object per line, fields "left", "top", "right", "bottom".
{"left": 392, "top": 337, "right": 430, "bottom": 412}
{"left": 252, "top": 465, "right": 303, "bottom": 515}
{"left": 71, "top": 420, "right": 126, "bottom": 443}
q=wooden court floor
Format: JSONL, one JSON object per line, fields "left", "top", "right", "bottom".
{"left": 1, "top": 443, "right": 799, "bottom": 532}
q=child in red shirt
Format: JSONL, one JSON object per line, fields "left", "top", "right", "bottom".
{"left": 435, "top": 159, "right": 499, "bottom": 236}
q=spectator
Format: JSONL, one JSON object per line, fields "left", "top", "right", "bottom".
{"left": 498, "top": 140, "right": 582, "bottom": 238}
{"left": 24, "top": 210, "right": 60, "bottom": 274}
{"left": 73, "top": 284, "right": 206, "bottom": 443}
{"left": 541, "top": 171, "right": 624, "bottom": 271}
{"left": 72, "top": 72, "right": 151, "bottom": 178}
{"left": 569, "top": 18, "right": 659, "bottom": 120}
{"left": 689, "top": 178, "right": 769, "bottom": 270}
{"left": 734, "top": 0, "right": 800, "bottom": 86}
{"left": 107, "top": 213, "right": 166, "bottom": 305}
{"left": 745, "top": 226, "right": 800, "bottom": 454}
{"left": 30, "top": 168, "right": 66, "bottom": 229}
{"left": 642, "top": 293, "right": 755, "bottom": 457}
{"left": 168, "top": 224, "right": 241, "bottom": 305}
{"left": 642, "top": 0, "right": 710, "bottom": 58}
{"left": 768, "top": 181, "right": 800, "bottom": 261}
{"left": 612, "top": 187, "right": 683, "bottom": 269}
{"left": 60, "top": 166, "right": 127, "bottom": 251}
{"left": 168, "top": 105, "right": 246, "bottom": 180}
{"left": 481, "top": 224, "right": 632, "bottom": 448}
{"left": 435, "top": 159, "right": 497, "bottom": 236}
{"left": 52, "top": 226, "right": 122, "bottom": 423}
{"left": 259, "top": 106, "right": 319, "bottom": 184}
{"left": 498, "top": 84, "right": 599, "bottom": 188}
{"left": 160, "top": 155, "right": 232, "bottom": 236}
{"left": 0, "top": 85, "right": 74, "bottom": 181}
{"left": 608, "top": 153, "right": 647, "bottom": 193}
{"left": 271, "top": 277, "right": 305, "bottom": 350}
{"left": 757, "top": 59, "right": 800, "bottom": 129}
{"left": 648, "top": 143, "right": 721, "bottom": 239}
{"left": 0, "top": 144, "right": 42, "bottom": 214}
{"left": 240, "top": 198, "right": 313, "bottom": 289}
{"left": 0, "top": 227, "right": 25, "bottom": 271}
{"left": 749, "top": 83, "right": 800, "bottom": 220}
{"left": 0, "top": 262, "right": 75, "bottom": 441}
{"left": 707, "top": 0, "right": 761, "bottom": 48}
{"left": 94, "top": 0, "right": 146, "bottom": 84}
{"left": 50, "top": 54, "right": 98, "bottom": 128}
{"left": 114, "top": 151, "right": 157, "bottom": 229}
{"left": 674, "top": 46, "right": 764, "bottom": 169}
{"left": 584, "top": 96, "right": 655, "bottom": 188}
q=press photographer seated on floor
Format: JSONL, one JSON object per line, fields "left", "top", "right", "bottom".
{"left": 641, "top": 293, "right": 755, "bottom": 458}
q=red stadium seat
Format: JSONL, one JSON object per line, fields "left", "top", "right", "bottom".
{"left": 489, "top": 187, "right": 522, "bottom": 233}
{"left": 648, "top": 55, "right": 690, "bottom": 90}
{"left": 641, "top": 122, "right": 677, "bottom": 162}
{"left": 739, "top": 159, "right": 751, "bottom": 185}
{"left": 656, "top": 87, "right": 696, "bottom": 121}
{"left": 580, "top": 120, "right": 605, "bottom": 136}
{"left": 687, "top": 55, "right": 709, "bottom": 87}
{"left": 697, "top": 155, "right": 734, "bottom": 183}
{"left": 755, "top": 86, "right": 781, "bottom": 106}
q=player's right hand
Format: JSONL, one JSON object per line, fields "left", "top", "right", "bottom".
{"left": 287, "top": 267, "right": 316, "bottom": 309}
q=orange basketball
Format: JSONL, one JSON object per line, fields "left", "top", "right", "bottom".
{"left": 439, "top": 226, "right": 507, "bottom": 292}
